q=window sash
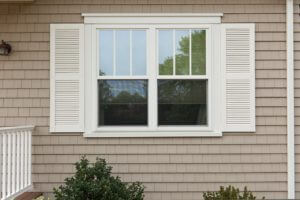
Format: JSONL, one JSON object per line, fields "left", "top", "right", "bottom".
{"left": 93, "top": 25, "right": 212, "bottom": 132}
{"left": 98, "top": 29, "right": 148, "bottom": 77}
{"left": 157, "top": 29, "right": 207, "bottom": 76}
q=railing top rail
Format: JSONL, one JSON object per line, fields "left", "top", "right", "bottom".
{"left": 0, "top": 125, "right": 35, "bottom": 133}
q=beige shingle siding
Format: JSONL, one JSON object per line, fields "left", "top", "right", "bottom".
{"left": 0, "top": 0, "right": 288, "bottom": 199}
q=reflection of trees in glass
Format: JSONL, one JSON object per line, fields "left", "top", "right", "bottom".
{"left": 98, "top": 80, "right": 148, "bottom": 126}
{"left": 159, "top": 30, "right": 206, "bottom": 75}
{"left": 99, "top": 80, "right": 147, "bottom": 104}
{"left": 158, "top": 80, "right": 206, "bottom": 104}
{"left": 158, "top": 80, "right": 207, "bottom": 125}
{"left": 99, "top": 71, "right": 106, "bottom": 76}
{"left": 192, "top": 30, "right": 206, "bottom": 75}
{"left": 99, "top": 80, "right": 112, "bottom": 103}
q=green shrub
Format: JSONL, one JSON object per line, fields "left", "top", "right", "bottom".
{"left": 53, "top": 156, "right": 144, "bottom": 200}
{"left": 203, "top": 185, "right": 265, "bottom": 200}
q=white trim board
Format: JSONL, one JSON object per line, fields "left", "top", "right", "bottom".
{"left": 84, "top": 131, "right": 222, "bottom": 138}
{"left": 82, "top": 13, "right": 223, "bottom": 24}
{"left": 84, "top": 24, "right": 221, "bottom": 137}
{"left": 286, "top": 0, "right": 295, "bottom": 199}
{"left": 82, "top": 13, "right": 223, "bottom": 17}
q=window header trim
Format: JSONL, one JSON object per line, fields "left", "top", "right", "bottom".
{"left": 82, "top": 13, "right": 223, "bottom": 24}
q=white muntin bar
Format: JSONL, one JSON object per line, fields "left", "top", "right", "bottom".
{"left": 129, "top": 30, "right": 132, "bottom": 76}
{"left": 113, "top": 30, "right": 116, "bottom": 76}
{"left": 189, "top": 29, "right": 192, "bottom": 75}
{"left": 172, "top": 29, "right": 175, "bottom": 75}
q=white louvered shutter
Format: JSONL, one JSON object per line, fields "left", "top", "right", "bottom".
{"left": 50, "top": 24, "right": 84, "bottom": 132}
{"left": 221, "top": 24, "right": 255, "bottom": 132}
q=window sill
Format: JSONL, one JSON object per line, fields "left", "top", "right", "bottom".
{"left": 83, "top": 131, "right": 222, "bottom": 138}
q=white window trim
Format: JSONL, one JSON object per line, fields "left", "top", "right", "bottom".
{"left": 82, "top": 13, "right": 223, "bottom": 24}
{"left": 83, "top": 14, "right": 223, "bottom": 137}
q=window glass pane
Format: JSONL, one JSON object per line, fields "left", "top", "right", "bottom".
{"left": 99, "top": 30, "right": 113, "bottom": 76}
{"left": 192, "top": 30, "right": 206, "bottom": 75}
{"left": 116, "top": 30, "right": 130, "bottom": 76}
{"left": 132, "top": 30, "right": 147, "bottom": 75}
{"left": 99, "top": 80, "right": 148, "bottom": 126}
{"left": 158, "top": 80, "right": 207, "bottom": 125}
{"left": 159, "top": 30, "right": 173, "bottom": 75}
{"left": 175, "top": 30, "right": 189, "bottom": 75}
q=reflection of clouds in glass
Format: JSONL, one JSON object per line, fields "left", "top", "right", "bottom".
{"left": 132, "top": 31, "right": 147, "bottom": 75}
{"left": 116, "top": 30, "right": 130, "bottom": 76}
{"left": 99, "top": 30, "right": 113, "bottom": 76}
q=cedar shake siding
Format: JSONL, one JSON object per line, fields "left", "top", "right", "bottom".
{"left": 0, "top": 0, "right": 291, "bottom": 199}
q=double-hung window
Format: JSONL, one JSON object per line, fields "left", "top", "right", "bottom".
{"left": 50, "top": 14, "right": 255, "bottom": 136}
{"left": 92, "top": 24, "right": 215, "bottom": 136}
{"left": 97, "top": 29, "right": 148, "bottom": 127}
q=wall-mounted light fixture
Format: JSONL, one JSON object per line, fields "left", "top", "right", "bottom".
{"left": 0, "top": 40, "right": 12, "bottom": 56}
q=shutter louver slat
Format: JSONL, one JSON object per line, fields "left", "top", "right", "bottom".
{"left": 50, "top": 24, "right": 84, "bottom": 132}
{"left": 222, "top": 24, "right": 255, "bottom": 132}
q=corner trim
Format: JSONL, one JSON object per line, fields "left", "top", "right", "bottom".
{"left": 287, "top": 0, "right": 295, "bottom": 199}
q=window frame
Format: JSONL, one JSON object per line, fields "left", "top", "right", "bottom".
{"left": 85, "top": 16, "right": 222, "bottom": 137}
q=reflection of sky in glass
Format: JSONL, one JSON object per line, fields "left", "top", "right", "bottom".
{"left": 99, "top": 30, "right": 113, "bottom": 76}
{"left": 132, "top": 31, "right": 146, "bottom": 75}
{"left": 175, "top": 30, "right": 189, "bottom": 55}
{"left": 116, "top": 30, "right": 130, "bottom": 75}
{"left": 102, "top": 80, "right": 147, "bottom": 98}
{"left": 158, "top": 30, "right": 173, "bottom": 65}
{"left": 175, "top": 30, "right": 189, "bottom": 75}
{"left": 99, "top": 29, "right": 147, "bottom": 76}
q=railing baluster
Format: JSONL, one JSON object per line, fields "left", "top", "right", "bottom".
{"left": 2, "top": 133, "right": 7, "bottom": 199}
{"left": 24, "top": 131, "right": 28, "bottom": 187}
{"left": 12, "top": 132, "right": 16, "bottom": 194}
{"left": 20, "top": 131, "right": 24, "bottom": 190}
{"left": 16, "top": 131, "right": 20, "bottom": 192}
{"left": 7, "top": 133, "right": 11, "bottom": 197}
{"left": 28, "top": 131, "right": 32, "bottom": 186}
{"left": 0, "top": 126, "right": 34, "bottom": 200}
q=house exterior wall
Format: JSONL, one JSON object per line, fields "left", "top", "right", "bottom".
{"left": 0, "top": 0, "right": 290, "bottom": 199}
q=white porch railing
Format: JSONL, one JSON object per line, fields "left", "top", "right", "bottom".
{"left": 0, "top": 126, "right": 34, "bottom": 200}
